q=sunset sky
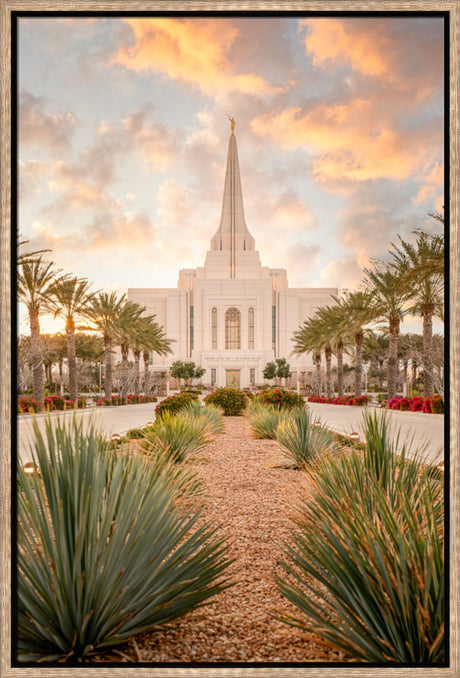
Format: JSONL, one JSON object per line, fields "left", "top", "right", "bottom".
{"left": 17, "top": 14, "right": 445, "bottom": 335}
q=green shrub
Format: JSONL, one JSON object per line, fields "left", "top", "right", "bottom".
{"left": 52, "top": 396, "right": 65, "bottom": 410}
{"left": 203, "top": 388, "right": 248, "bottom": 416}
{"left": 276, "top": 409, "right": 337, "bottom": 469}
{"left": 430, "top": 395, "right": 444, "bottom": 414}
{"left": 155, "top": 392, "right": 199, "bottom": 418}
{"left": 278, "top": 412, "right": 444, "bottom": 663}
{"left": 17, "top": 416, "right": 230, "bottom": 662}
{"left": 125, "top": 428, "right": 145, "bottom": 439}
{"left": 256, "top": 387, "right": 305, "bottom": 410}
{"left": 248, "top": 401, "right": 291, "bottom": 439}
{"left": 141, "top": 411, "right": 209, "bottom": 464}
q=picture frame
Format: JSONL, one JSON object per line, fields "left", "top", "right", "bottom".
{"left": 1, "top": 1, "right": 458, "bottom": 676}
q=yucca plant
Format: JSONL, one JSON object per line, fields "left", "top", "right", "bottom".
{"left": 278, "top": 413, "right": 445, "bottom": 663}
{"left": 182, "top": 400, "right": 225, "bottom": 437}
{"left": 248, "top": 402, "right": 292, "bottom": 439}
{"left": 17, "top": 416, "right": 231, "bottom": 662}
{"left": 141, "top": 411, "right": 209, "bottom": 465}
{"left": 276, "top": 408, "right": 337, "bottom": 469}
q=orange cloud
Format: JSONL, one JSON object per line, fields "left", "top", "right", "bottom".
{"left": 299, "top": 18, "right": 391, "bottom": 79}
{"left": 252, "top": 101, "right": 427, "bottom": 184}
{"left": 111, "top": 18, "right": 279, "bottom": 96}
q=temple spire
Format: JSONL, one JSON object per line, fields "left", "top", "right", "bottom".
{"left": 210, "top": 125, "right": 255, "bottom": 277}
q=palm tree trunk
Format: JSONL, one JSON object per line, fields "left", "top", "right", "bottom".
{"left": 354, "top": 330, "right": 364, "bottom": 396}
{"left": 315, "top": 352, "right": 321, "bottom": 394}
{"left": 133, "top": 350, "right": 141, "bottom": 394}
{"left": 143, "top": 350, "right": 150, "bottom": 395}
{"left": 387, "top": 318, "right": 400, "bottom": 399}
{"left": 325, "top": 346, "right": 332, "bottom": 398}
{"left": 29, "top": 310, "right": 45, "bottom": 407}
{"left": 66, "top": 318, "right": 77, "bottom": 403}
{"left": 104, "top": 335, "right": 113, "bottom": 400}
{"left": 121, "top": 345, "right": 129, "bottom": 403}
{"left": 337, "top": 339, "right": 344, "bottom": 397}
{"left": 422, "top": 312, "right": 434, "bottom": 397}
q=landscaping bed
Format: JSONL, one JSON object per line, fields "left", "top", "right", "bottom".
{"left": 92, "top": 416, "right": 352, "bottom": 663}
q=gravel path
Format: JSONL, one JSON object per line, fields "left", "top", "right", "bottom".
{"left": 98, "top": 416, "right": 352, "bottom": 664}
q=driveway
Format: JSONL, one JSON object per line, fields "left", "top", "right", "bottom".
{"left": 17, "top": 402, "right": 158, "bottom": 464}
{"left": 307, "top": 402, "right": 445, "bottom": 466}
{"left": 17, "top": 401, "right": 445, "bottom": 467}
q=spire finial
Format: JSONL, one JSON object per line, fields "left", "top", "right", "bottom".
{"left": 228, "top": 115, "right": 235, "bottom": 134}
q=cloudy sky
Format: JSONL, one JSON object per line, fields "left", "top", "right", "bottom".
{"left": 17, "top": 14, "right": 445, "bottom": 334}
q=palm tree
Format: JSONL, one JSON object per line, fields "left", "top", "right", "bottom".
{"left": 398, "top": 332, "right": 426, "bottom": 395}
{"left": 51, "top": 277, "right": 95, "bottom": 402}
{"left": 17, "top": 257, "right": 64, "bottom": 405}
{"left": 389, "top": 232, "right": 444, "bottom": 397}
{"left": 41, "top": 333, "right": 68, "bottom": 391}
{"left": 293, "top": 316, "right": 327, "bottom": 396}
{"left": 364, "top": 263, "right": 412, "bottom": 399}
{"left": 17, "top": 231, "right": 50, "bottom": 266}
{"left": 88, "top": 291, "right": 127, "bottom": 399}
{"left": 363, "top": 331, "right": 389, "bottom": 390}
{"left": 130, "top": 316, "right": 172, "bottom": 395}
{"left": 113, "top": 301, "right": 148, "bottom": 402}
{"left": 334, "top": 290, "right": 376, "bottom": 397}
{"left": 314, "top": 305, "right": 348, "bottom": 398}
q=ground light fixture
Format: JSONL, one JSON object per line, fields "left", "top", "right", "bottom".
{"left": 110, "top": 433, "right": 122, "bottom": 442}
{"left": 349, "top": 432, "right": 360, "bottom": 443}
{"left": 22, "top": 461, "right": 40, "bottom": 476}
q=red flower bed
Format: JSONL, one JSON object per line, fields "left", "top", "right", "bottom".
{"left": 307, "top": 394, "right": 368, "bottom": 407}
{"left": 386, "top": 395, "right": 443, "bottom": 414}
{"left": 18, "top": 396, "right": 41, "bottom": 414}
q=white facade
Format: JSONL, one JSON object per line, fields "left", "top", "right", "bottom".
{"left": 129, "top": 128, "right": 337, "bottom": 388}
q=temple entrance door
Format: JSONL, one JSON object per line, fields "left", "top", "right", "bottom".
{"left": 226, "top": 370, "right": 240, "bottom": 388}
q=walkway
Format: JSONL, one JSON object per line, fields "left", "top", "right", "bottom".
{"left": 94, "top": 416, "right": 352, "bottom": 663}
{"left": 17, "top": 402, "right": 158, "bottom": 463}
{"left": 307, "top": 402, "right": 445, "bottom": 465}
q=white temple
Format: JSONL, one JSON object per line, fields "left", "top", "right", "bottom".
{"left": 128, "top": 122, "right": 337, "bottom": 388}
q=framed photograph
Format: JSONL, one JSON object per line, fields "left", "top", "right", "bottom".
{"left": 1, "top": 1, "right": 458, "bottom": 676}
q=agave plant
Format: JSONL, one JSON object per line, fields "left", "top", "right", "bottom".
{"left": 142, "top": 411, "right": 209, "bottom": 465}
{"left": 182, "top": 400, "right": 225, "bottom": 437}
{"left": 276, "top": 408, "right": 337, "bottom": 468}
{"left": 248, "top": 402, "right": 291, "bottom": 440}
{"left": 278, "top": 412, "right": 445, "bottom": 663}
{"left": 17, "top": 416, "right": 231, "bottom": 662}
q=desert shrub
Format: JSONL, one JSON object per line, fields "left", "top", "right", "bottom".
{"left": 155, "top": 392, "right": 199, "bottom": 418}
{"left": 17, "top": 416, "right": 230, "bottom": 662}
{"left": 278, "top": 411, "right": 444, "bottom": 663}
{"left": 77, "top": 398, "right": 86, "bottom": 409}
{"left": 248, "top": 402, "right": 292, "bottom": 439}
{"left": 183, "top": 400, "right": 225, "bottom": 437}
{"left": 204, "top": 388, "right": 248, "bottom": 416}
{"left": 141, "top": 412, "right": 208, "bottom": 464}
{"left": 276, "top": 409, "right": 338, "bottom": 469}
{"left": 256, "top": 388, "right": 304, "bottom": 410}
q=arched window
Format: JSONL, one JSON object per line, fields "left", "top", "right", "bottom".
{"left": 225, "top": 307, "right": 241, "bottom": 349}
{"left": 248, "top": 307, "right": 254, "bottom": 349}
{"left": 212, "top": 307, "right": 217, "bottom": 349}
